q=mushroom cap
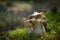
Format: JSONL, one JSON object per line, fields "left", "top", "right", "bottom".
{"left": 28, "top": 12, "right": 45, "bottom": 19}
{"left": 28, "top": 12, "right": 39, "bottom": 19}
{"left": 32, "top": 12, "right": 39, "bottom": 16}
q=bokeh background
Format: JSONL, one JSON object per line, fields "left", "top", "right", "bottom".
{"left": 0, "top": 0, "right": 60, "bottom": 40}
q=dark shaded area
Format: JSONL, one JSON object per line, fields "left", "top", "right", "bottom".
{"left": 0, "top": 4, "right": 6, "bottom": 12}
{"left": 6, "top": 2, "right": 14, "bottom": 7}
{"left": 0, "top": 21, "right": 21, "bottom": 33}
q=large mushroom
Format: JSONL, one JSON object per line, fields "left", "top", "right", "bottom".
{"left": 23, "top": 12, "right": 47, "bottom": 35}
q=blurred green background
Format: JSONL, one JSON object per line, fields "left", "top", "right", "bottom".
{"left": 0, "top": 0, "right": 60, "bottom": 40}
